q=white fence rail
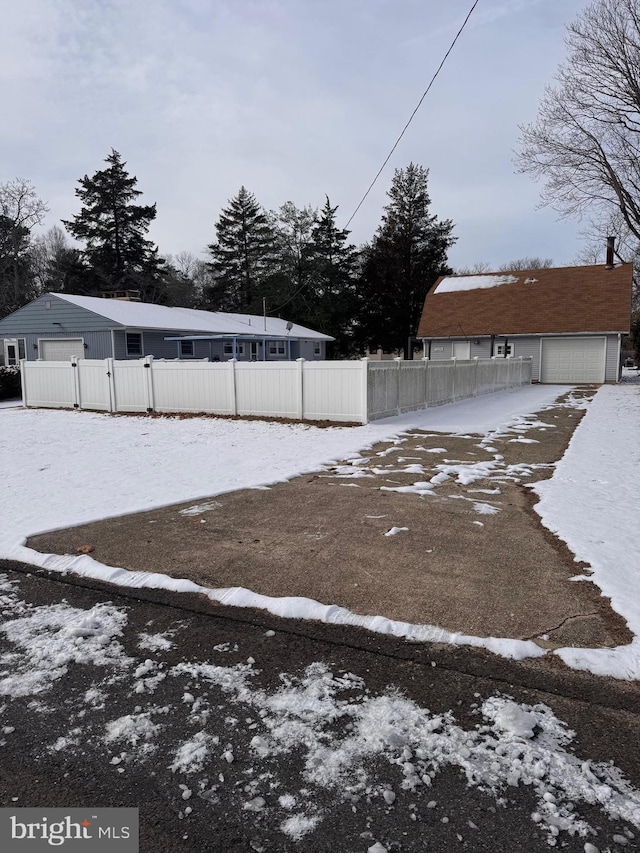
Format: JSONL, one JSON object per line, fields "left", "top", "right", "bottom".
{"left": 20, "top": 356, "right": 531, "bottom": 424}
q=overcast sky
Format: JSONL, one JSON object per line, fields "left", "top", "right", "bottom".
{"left": 3, "top": 0, "right": 596, "bottom": 270}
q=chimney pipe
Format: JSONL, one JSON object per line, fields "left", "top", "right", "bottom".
{"left": 606, "top": 236, "right": 615, "bottom": 268}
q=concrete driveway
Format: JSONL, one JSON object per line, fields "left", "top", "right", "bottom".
{"left": 27, "top": 389, "right": 630, "bottom": 655}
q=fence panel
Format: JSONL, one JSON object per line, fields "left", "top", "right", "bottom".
{"left": 368, "top": 362, "right": 400, "bottom": 420}
{"left": 426, "top": 361, "right": 455, "bottom": 406}
{"left": 151, "top": 361, "right": 234, "bottom": 414}
{"left": 22, "top": 361, "right": 77, "bottom": 408}
{"left": 398, "top": 362, "right": 426, "bottom": 412}
{"left": 451, "top": 360, "right": 477, "bottom": 400}
{"left": 77, "top": 360, "right": 111, "bottom": 411}
{"left": 234, "top": 362, "right": 299, "bottom": 418}
{"left": 303, "top": 361, "right": 365, "bottom": 423}
{"left": 476, "top": 359, "right": 498, "bottom": 395}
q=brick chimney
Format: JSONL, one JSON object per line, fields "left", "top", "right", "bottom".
{"left": 606, "top": 236, "right": 615, "bottom": 268}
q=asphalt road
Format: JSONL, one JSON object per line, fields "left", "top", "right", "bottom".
{"left": 1, "top": 559, "right": 639, "bottom": 853}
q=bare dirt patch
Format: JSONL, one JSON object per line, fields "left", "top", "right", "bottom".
{"left": 28, "top": 389, "right": 631, "bottom": 650}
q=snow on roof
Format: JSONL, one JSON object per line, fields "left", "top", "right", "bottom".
{"left": 434, "top": 274, "right": 519, "bottom": 294}
{"left": 51, "top": 293, "right": 334, "bottom": 340}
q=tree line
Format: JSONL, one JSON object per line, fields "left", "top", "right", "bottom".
{"left": 0, "top": 153, "right": 455, "bottom": 358}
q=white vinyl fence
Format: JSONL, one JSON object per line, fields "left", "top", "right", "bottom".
{"left": 20, "top": 356, "right": 531, "bottom": 424}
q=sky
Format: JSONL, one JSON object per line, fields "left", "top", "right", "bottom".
{"left": 2, "top": 0, "right": 597, "bottom": 270}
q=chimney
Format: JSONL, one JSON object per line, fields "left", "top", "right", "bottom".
{"left": 606, "top": 236, "right": 615, "bottom": 268}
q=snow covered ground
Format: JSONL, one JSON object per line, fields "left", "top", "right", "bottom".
{"left": 534, "top": 372, "right": 640, "bottom": 679}
{"left": 1, "top": 378, "right": 639, "bottom": 678}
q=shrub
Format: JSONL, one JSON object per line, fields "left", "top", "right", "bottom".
{"left": 0, "top": 366, "right": 21, "bottom": 400}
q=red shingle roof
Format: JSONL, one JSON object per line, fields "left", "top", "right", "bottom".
{"left": 417, "top": 263, "right": 633, "bottom": 338}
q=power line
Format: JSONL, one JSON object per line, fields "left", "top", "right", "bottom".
{"left": 344, "top": 0, "right": 480, "bottom": 230}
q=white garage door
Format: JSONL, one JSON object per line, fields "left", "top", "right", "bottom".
{"left": 39, "top": 339, "right": 85, "bottom": 361}
{"left": 540, "top": 337, "right": 605, "bottom": 383}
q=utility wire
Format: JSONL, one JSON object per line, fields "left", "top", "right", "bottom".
{"left": 344, "top": 0, "right": 480, "bottom": 230}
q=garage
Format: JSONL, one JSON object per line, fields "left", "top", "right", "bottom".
{"left": 540, "top": 336, "right": 606, "bottom": 383}
{"left": 39, "top": 338, "right": 85, "bottom": 361}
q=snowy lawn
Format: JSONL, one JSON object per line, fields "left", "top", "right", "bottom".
{"left": 533, "top": 373, "right": 640, "bottom": 679}
{"left": 2, "top": 380, "right": 639, "bottom": 678}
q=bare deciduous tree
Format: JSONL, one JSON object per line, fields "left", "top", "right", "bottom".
{"left": 454, "top": 258, "right": 553, "bottom": 274}
{"left": 0, "top": 178, "right": 48, "bottom": 231}
{"left": 516, "top": 0, "right": 640, "bottom": 240}
{"left": 498, "top": 257, "right": 554, "bottom": 272}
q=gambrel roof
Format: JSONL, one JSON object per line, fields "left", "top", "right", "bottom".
{"left": 417, "top": 263, "right": 633, "bottom": 338}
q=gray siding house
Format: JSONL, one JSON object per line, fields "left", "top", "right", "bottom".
{"left": 417, "top": 262, "right": 633, "bottom": 383}
{"left": 0, "top": 293, "right": 333, "bottom": 366}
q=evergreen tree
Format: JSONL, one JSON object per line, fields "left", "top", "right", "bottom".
{"left": 205, "top": 187, "right": 278, "bottom": 312}
{"left": 63, "top": 149, "right": 166, "bottom": 301}
{"left": 306, "top": 197, "right": 360, "bottom": 356}
{"left": 360, "top": 163, "right": 455, "bottom": 357}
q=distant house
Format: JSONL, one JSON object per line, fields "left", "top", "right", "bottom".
{"left": 0, "top": 293, "right": 333, "bottom": 366}
{"left": 416, "top": 261, "right": 633, "bottom": 383}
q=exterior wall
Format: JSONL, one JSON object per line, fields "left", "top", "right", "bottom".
{"left": 1, "top": 330, "right": 114, "bottom": 362}
{"left": 113, "top": 330, "right": 325, "bottom": 362}
{"left": 605, "top": 333, "right": 621, "bottom": 381}
{"left": 426, "top": 340, "right": 453, "bottom": 360}
{"left": 298, "top": 340, "right": 324, "bottom": 360}
{"left": 0, "top": 294, "right": 115, "bottom": 335}
{"left": 423, "top": 334, "right": 621, "bottom": 382}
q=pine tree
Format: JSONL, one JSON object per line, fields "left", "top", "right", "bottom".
{"left": 306, "top": 197, "right": 359, "bottom": 355}
{"left": 63, "top": 149, "right": 166, "bottom": 301}
{"left": 205, "top": 187, "right": 278, "bottom": 312}
{"left": 360, "top": 163, "right": 455, "bottom": 357}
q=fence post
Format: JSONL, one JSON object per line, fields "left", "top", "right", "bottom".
{"left": 360, "top": 357, "right": 369, "bottom": 424}
{"left": 228, "top": 359, "right": 238, "bottom": 416}
{"left": 451, "top": 357, "right": 457, "bottom": 401}
{"left": 106, "top": 358, "right": 116, "bottom": 412}
{"left": 70, "top": 356, "right": 81, "bottom": 409}
{"left": 394, "top": 356, "right": 403, "bottom": 414}
{"left": 143, "top": 355, "right": 155, "bottom": 412}
{"left": 421, "top": 356, "right": 429, "bottom": 408}
{"left": 296, "top": 358, "right": 305, "bottom": 420}
{"left": 474, "top": 356, "right": 479, "bottom": 396}
{"left": 20, "top": 359, "right": 27, "bottom": 407}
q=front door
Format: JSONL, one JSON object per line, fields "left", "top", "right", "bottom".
{"left": 250, "top": 342, "right": 262, "bottom": 361}
{"left": 452, "top": 340, "right": 470, "bottom": 359}
{"left": 3, "top": 338, "right": 25, "bottom": 366}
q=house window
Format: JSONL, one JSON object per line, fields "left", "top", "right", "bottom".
{"left": 126, "top": 332, "right": 142, "bottom": 356}
{"left": 223, "top": 341, "right": 245, "bottom": 356}
{"left": 496, "top": 343, "right": 513, "bottom": 357}
{"left": 179, "top": 340, "right": 194, "bottom": 357}
{"left": 313, "top": 342, "right": 321, "bottom": 356}
{"left": 268, "top": 340, "right": 286, "bottom": 356}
